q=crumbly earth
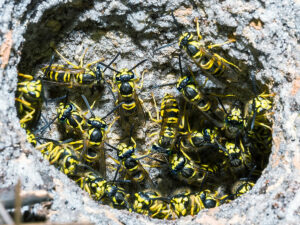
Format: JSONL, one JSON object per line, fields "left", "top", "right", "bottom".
{"left": 0, "top": 0, "right": 299, "bottom": 224}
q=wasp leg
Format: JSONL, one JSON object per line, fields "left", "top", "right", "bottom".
{"left": 254, "top": 121, "right": 272, "bottom": 131}
{"left": 148, "top": 131, "right": 159, "bottom": 138}
{"left": 214, "top": 54, "right": 241, "bottom": 71}
{"left": 135, "top": 69, "right": 148, "bottom": 90}
{"left": 79, "top": 48, "right": 89, "bottom": 68}
{"left": 195, "top": 17, "right": 203, "bottom": 40}
{"left": 179, "top": 147, "right": 192, "bottom": 161}
{"left": 106, "top": 116, "right": 119, "bottom": 136}
{"left": 15, "top": 98, "right": 36, "bottom": 124}
{"left": 85, "top": 58, "right": 105, "bottom": 69}
{"left": 36, "top": 141, "right": 53, "bottom": 151}
{"left": 260, "top": 92, "right": 275, "bottom": 98}
{"left": 54, "top": 48, "right": 79, "bottom": 69}
{"left": 106, "top": 79, "right": 118, "bottom": 93}
{"left": 18, "top": 73, "right": 34, "bottom": 80}
{"left": 147, "top": 92, "right": 161, "bottom": 123}
{"left": 207, "top": 40, "right": 236, "bottom": 49}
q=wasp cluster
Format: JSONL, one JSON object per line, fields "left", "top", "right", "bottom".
{"left": 15, "top": 14, "right": 274, "bottom": 220}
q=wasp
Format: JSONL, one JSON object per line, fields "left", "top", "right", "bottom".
{"left": 105, "top": 137, "right": 155, "bottom": 189}
{"left": 172, "top": 13, "right": 240, "bottom": 83}
{"left": 133, "top": 190, "right": 173, "bottom": 219}
{"left": 177, "top": 108, "right": 222, "bottom": 161}
{"left": 243, "top": 71, "right": 275, "bottom": 132}
{"left": 231, "top": 165, "right": 257, "bottom": 198}
{"left": 147, "top": 93, "right": 180, "bottom": 155}
{"left": 103, "top": 184, "right": 131, "bottom": 210}
{"left": 196, "top": 189, "right": 230, "bottom": 208}
{"left": 65, "top": 95, "right": 119, "bottom": 177}
{"left": 170, "top": 188, "right": 229, "bottom": 218}
{"left": 170, "top": 188, "right": 202, "bottom": 217}
{"left": 216, "top": 97, "right": 248, "bottom": 141}
{"left": 98, "top": 56, "right": 148, "bottom": 128}
{"left": 16, "top": 73, "right": 43, "bottom": 128}
{"left": 216, "top": 140, "right": 253, "bottom": 178}
{"left": 75, "top": 166, "right": 131, "bottom": 209}
{"left": 245, "top": 92, "right": 274, "bottom": 131}
{"left": 168, "top": 152, "right": 214, "bottom": 186}
{"left": 36, "top": 140, "right": 80, "bottom": 176}
{"left": 76, "top": 171, "right": 107, "bottom": 201}
{"left": 154, "top": 56, "right": 223, "bottom": 128}
{"left": 56, "top": 101, "right": 87, "bottom": 134}
{"left": 41, "top": 48, "right": 107, "bottom": 89}
{"left": 231, "top": 179, "right": 255, "bottom": 199}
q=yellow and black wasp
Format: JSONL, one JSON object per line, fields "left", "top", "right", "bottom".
{"left": 230, "top": 165, "right": 257, "bottom": 198}
{"left": 36, "top": 139, "right": 81, "bottom": 176}
{"left": 147, "top": 93, "right": 180, "bottom": 155}
{"left": 133, "top": 189, "right": 173, "bottom": 219}
{"left": 231, "top": 179, "right": 254, "bottom": 198}
{"left": 155, "top": 13, "right": 241, "bottom": 86}
{"left": 170, "top": 188, "right": 230, "bottom": 218}
{"left": 168, "top": 152, "right": 216, "bottom": 186}
{"left": 169, "top": 188, "right": 202, "bottom": 217}
{"left": 16, "top": 73, "right": 43, "bottom": 128}
{"left": 216, "top": 140, "right": 253, "bottom": 178}
{"left": 63, "top": 95, "right": 120, "bottom": 177}
{"left": 244, "top": 71, "right": 274, "bottom": 131}
{"left": 105, "top": 138, "right": 155, "bottom": 189}
{"left": 56, "top": 100, "right": 87, "bottom": 134}
{"left": 41, "top": 48, "right": 105, "bottom": 88}
{"left": 103, "top": 183, "right": 131, "bottom": 210}
{"left": 154, "top": 55, "right": 223, "bottom": 128}
{"left": 98, "top": 56, "right": 148, "bottom": 129}
{"left": 75, "top": 166, "right": 132, "bottom": 210}
{"left": 175, "top": 104, "right": 223, "bottom": 165}
{"left": 76, "top": 170, "right": 108, "bottom": 201}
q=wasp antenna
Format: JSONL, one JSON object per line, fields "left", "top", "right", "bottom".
{"left": 103, "top": 52, "right": 121, "bottom": 72}
{"left": 178, "top": 54, "right": 184, "bottom": 77}
{"left": 217, "top": 97, "right": 228, "bottom": 115}
{"left": 98, "top": 62, "right": 120, "bottom": 73}
{"left": 129, "top": 59, "right": 147, "bottom": 72}
{"left": 144, "top": 155, "right": 167, "bottom": 164}
{"left": 104, "top": 142, "right": 120, "bottom": 152}
{"left": 35, "top": 115, "right": 58, "bottom": 135}
{"left": 103, "top": 79, "right": 116, "bottom": 102}
{"left": 153, "top": 42, "right": 176, "bottom": 54}
{"left": 81, "top": 94, "right": 95, "bottom": 118}
{"left": 40, "top": 114, "right": 51, "bottom": 132}
{"left": 110, "top": 179, "right": 132, "bottom": 184}
{"left": 112, "top": 164, "right": 121, "bottom": 184}
{"left": 171, "top": 11, "right": 182, "bottom": 32}
{"left": 153, "top": 82, "right": 177, "bottom": 89}
{"left": 151, "top": 144, "right": 170, "bottom": 154}
{"left": 102, "top": 102, "right": 123, "bottom": 120}
{"left": 35, "top": 136, "right": 60, "bottom": 145}
{"left": 60, "top": 138, "right": 74, "bottom": 144}
{"left": 47, "top": 93, "right": 68, "bottom": 103}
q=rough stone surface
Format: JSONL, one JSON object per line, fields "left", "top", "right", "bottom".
{"left": 0, "top": 0, "right": 299, "bottom": 224}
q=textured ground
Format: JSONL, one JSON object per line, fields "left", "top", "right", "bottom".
{"left": 0, "top": 0, "right": 300, "bottom": 224}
